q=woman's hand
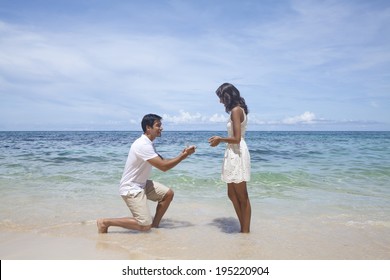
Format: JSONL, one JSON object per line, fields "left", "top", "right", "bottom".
{"left": 208, "top": 136, "right": 221, "bottom": 147}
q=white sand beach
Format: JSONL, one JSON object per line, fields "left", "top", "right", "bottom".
{"left": 1, "top": 199, "right": 389, "bottom": 260}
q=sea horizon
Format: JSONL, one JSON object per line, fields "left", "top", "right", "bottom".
{"left": 1, "top": 129, "right": 390, "bottom": 132}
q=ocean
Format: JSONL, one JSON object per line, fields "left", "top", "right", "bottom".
{"left": 0, "top": 131, "right": 389, "bottom": 259}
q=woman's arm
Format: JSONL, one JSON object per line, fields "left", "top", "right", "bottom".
{"left": 208, "top": 107, "right": 243, "bottom": 147}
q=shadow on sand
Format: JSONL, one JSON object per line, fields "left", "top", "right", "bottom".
{"left": 210, "top": 217, "right": 240, "bottom": 234}
{"left": 158, "top": 218, "right": 194, "bottom": 229}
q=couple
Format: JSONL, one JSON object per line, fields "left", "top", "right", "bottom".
{"left": 97, "top": 83, "right": 251, "bottom": 234}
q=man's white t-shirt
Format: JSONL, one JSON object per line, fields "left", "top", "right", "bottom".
{"left": 119, "top": 134, "right": 158, "bottom": 196}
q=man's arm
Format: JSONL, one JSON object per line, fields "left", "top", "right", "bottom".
{"left": 147, "top": 146, "right": 196, "bottom": 172}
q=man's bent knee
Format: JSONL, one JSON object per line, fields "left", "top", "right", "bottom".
{"left": 164, "top": 189, "right": 174, "bottom": 202}
{"left": 139, "top": 224, "right": 152, "bottom": 231}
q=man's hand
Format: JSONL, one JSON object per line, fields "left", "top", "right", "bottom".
{"left": 184, "top": 145, "right": 196, "bottom": 156}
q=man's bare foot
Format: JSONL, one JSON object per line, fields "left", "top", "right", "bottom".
{"left": 97, "top": 219, "right": 108, "bottom": 233}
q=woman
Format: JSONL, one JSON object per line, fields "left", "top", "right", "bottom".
{"left": 209, "top": 83, "right": 251, "bottom": 233}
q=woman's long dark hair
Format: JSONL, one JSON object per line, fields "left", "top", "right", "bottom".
{"left": 216, "top": 83, "right": 249, "bottom": 114}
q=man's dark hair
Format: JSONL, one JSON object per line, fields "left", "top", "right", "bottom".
{"left": 141, "top": 114, "right": 162, "bottom": 132}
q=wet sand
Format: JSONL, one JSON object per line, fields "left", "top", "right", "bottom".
{"left": 1, "top": 201, "right": 389, "bottom": 260}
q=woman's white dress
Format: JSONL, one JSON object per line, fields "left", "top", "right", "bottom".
{"left": 221, "top": 108, "right": 251, "bottom": 183}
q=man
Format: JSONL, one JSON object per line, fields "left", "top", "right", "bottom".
{"left": 97, "top": 114, "right": 196, "bottom": 233}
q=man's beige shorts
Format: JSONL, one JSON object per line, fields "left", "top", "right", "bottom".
{"left": 121, "top": 180, "right": 169, "bottom": 226}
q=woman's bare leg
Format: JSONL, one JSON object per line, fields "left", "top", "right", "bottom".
{"left": 228, "top": 183, "right": 243, "bottom": 227}
{"left": 235, "top": 181, "right": 251, "bottom": 233}
{"left": 227, "top": 182, "right": 251, "bottom": 233}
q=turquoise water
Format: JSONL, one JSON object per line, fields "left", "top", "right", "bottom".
{"left": 1, "top": 131, "right": 389, "bottom": 216}
{"left": 1, "top": 131, "right": 389, "bottom": 259}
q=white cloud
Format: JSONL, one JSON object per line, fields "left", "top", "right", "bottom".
{"left": 282, "top": 111, "right": 317, "bottom": 125}
{"left": 162, "top": 110, "right": 207, "bottom": 124}
{"left": 209, "top": 113, "right": 227, "bottom": 123}
{"left": 246, "top": 114, "right": 267, "bottom": 125}
{"left": 162, "top": 110, "right": 322, "bottom": 127}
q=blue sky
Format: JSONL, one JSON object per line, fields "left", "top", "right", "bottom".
{"left": 0, "top": 0, "right": 389, "bottom": 131}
